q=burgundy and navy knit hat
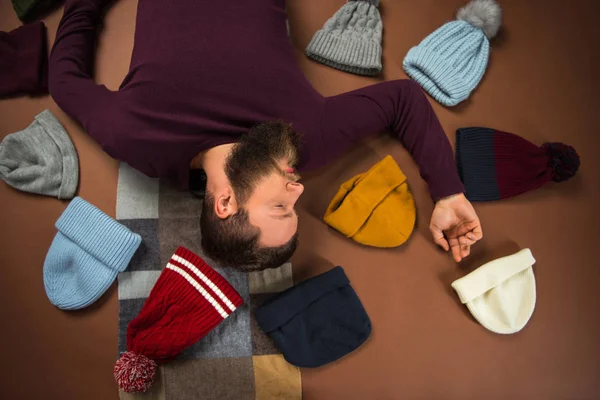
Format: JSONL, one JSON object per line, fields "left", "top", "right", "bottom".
{"left": 113, "top": 247, "right": 243, "bottom": 392}
{"left": 456, "top": 127, "right": 580, "bottom": 201}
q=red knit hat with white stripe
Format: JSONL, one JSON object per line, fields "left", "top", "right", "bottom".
{"left": 114, "top": 247, "right": 244, "bottom": 392}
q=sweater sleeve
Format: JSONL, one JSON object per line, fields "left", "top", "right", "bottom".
{"left": 0, "top": 22, "right": 48, "bottom": 97}
{"left": 310, "top": 79, "right": 465, "bottom": 201}
{"left": 49, "top": 0, "right": 116, "bottom": 141}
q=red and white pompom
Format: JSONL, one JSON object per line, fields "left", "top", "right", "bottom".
{"left": 114, "top": 351, "right": 158, "bottom": 393}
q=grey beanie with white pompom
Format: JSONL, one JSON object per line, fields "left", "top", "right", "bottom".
{"left": 403, "top": 0, "right": 502, "bottom": 106}
{"left": 306, "top": 0, "right": 382, "bottom": 76}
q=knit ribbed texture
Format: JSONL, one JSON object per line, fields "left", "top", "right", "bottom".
{"left": 451, "top": 249, "right": 537, "bottom": 334}
{"left": 403, "top": 20, "right": 490, "bottom": 106}
{"left": 306, "top": 0, "right": 382, "bottom": 76}
{"left": 125, "top": 247, "right": 243, "bottom": 360}
{"left": 55, "top": 197, "right": 141, "bottom": 271}
{"left": 0, "top": 110, "right": 78, "bottom": 200}
{"left": 44, "top": 197, "right": 141, "bottom": 310}
{"left": 36, "top": 110, "right": 79, "bottom": 199}
{"left": 456, "top": 127, "right": 580, "bottom": 201}
{"left": 115, "top": 247, "right": 243, "bottom": 392}
{"left": 455, "top": 127, "right": 499, "bottom": 201}
{"left": 492, "top": 131, "right": 553, "bottom": 197}
{"left": 255, "top": 266, "right": 371, "bottom": 368}
{"left": 324, "top": 155, "right": 415, "bottom": 247}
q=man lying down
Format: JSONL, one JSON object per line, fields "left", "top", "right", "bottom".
{"left": 49, "top": 0, "right": 482, "bottom": 271}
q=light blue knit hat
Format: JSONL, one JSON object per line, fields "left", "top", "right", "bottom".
{"left": 403, "top": 0, "right": 502, "bottom": 106}
{"left": 44, "top": 197, "right": 141, "bottom": 310}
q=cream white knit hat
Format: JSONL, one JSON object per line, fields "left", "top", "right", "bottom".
{"left": 451, "top": 249, "right": 536, "bottom": 334}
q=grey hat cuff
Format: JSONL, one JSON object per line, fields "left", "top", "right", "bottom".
{"left": 306, "top": 30, "right": 382, "bottom": 76}
{"left": 35, "top": 110, "right": 79, "bottom": 199}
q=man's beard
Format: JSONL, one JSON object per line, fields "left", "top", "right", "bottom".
{"left": 225, "top": 121, "right": 300, "bottom": 204}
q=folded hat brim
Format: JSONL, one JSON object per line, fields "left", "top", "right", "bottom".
{"left": 323, "top": 155, "right": 415, "bottom": 247}
{"left": 35, "top": 110, "right": 79, "bottom": 200}
{"left": 56, "top": 197, "right": 142, "bottom": 272}
{"left": 465, "top": 268, "right": 536, "bottom": 334}
{"left": 44, "top": 233, "right": 120, "bottom": 310}
{"left": 306, "top": 30, "right": 382, "bottom": 76}
{"left": 255, "top": 267, "right": 371, "bottom": 368}
{"left": 452, "top": 249, "right": 535, "bottom": 303}
{"left": 402, "top": 20, "right": 490, "bottom": 107}
{"left": 452, "top": 249, "right": 537, "bottom": 334}
{"left": 403, "top": 45, "right": 469, "bottom": 106}
{"left": 255, "top": 266, "right": 350, "bottom": 333}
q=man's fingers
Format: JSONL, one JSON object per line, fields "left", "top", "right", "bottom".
{"left": 448, "top": 236, "right": 460, "bottom": 248}
{"left": 451, "top": 244, "right": 462, "bottom": 262}
{"left": 467, "top": 230, "right": 483, "bottom": 242}
{"left": 462, "top": 225, "right": 483, "bottom": 244}
{"left": 430, "top": 226, "right": 450, "bottom": 251}
{"left": 432, "top": 232, "right": 450, "bottom": 251}
{"left": 459, "top": 236, "right": 474, "bottom": 246}
{"left": 461, "top": 244, "right": 471, "bottom": 258}
{"left": 448, "top": 237, "right": 462, "bottom": 262}
{"left": 457, "top": 236, "right": 473, "bottom": 259}
{"left": 467, "top": 221, "right": 483, "bottom": 241}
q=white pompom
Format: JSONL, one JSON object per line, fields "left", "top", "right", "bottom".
{"left": 456, "top": 0, "right": 502, "bottom": 39}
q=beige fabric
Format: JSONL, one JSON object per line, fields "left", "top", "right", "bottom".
{"left": 249, "top": 263, "right": 294, "bottom": 294}
{"left": 452, "top": 249, "right": 536, "bottom": 334}
{"left": 253, "top": 354, "right": 302, "bottom": 400}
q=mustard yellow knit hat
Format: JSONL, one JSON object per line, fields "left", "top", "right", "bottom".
{"left": 324, "top": 155, "right": 416, "bottom": 247}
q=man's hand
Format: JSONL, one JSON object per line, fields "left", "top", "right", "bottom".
{"left": 430, "top": 193, "right": 483, "bottom": 262}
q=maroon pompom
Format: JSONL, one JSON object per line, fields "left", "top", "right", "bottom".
{"left": 543, "top": 143, "right": 580, "bottom": 183}
{"left": 114, "top": 351, "right": 157, "bottom": 393}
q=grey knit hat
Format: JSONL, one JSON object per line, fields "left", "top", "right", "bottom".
{"left": 306, "top": 0, "right": 383, "bottom": 76}
{"left": 0, "top": 110, "right": 79, "bottom": 199}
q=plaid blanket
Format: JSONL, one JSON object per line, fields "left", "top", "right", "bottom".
{"left": 115, "top": 163, "right": 302, "bottom": 400}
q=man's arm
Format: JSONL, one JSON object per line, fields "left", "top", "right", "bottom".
{"left": 49, "top": 0, "right": 116, "bottom": 140}
{"left": 307, "top": 79, "right": 481, "bottom": 261}
{"left": 311, "top": 79, "right": 464, "bottom": 201}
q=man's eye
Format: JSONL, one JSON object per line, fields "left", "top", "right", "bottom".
{"left": 275, "top": 204, "right": 284, "bottom": 208}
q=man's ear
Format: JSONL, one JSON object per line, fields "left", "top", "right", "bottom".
{"left": 214, "top": 187, "right": 238, "bottom": 219}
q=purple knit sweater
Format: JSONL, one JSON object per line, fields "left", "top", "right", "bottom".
{"left": 1, "top": 22, "right": 48, "bottom": 97}
{"left": 49, "top": 0, "right": 464, "bottom": 200}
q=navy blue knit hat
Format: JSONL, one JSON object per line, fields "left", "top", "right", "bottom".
{"left": 456, "top": 127, "right": 580, "bottom": 201}
{"left": 255, "top": 266, "right": 371, "bottom": 368}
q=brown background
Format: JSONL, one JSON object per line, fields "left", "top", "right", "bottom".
{"left": 1, "top": 0, "right": 599, "bottom": 399}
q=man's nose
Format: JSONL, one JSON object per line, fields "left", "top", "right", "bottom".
{"left": 287, "top": 182, "right": 304, "bottom": 196}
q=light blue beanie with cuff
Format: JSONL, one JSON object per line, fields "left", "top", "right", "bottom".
{"left": 403, "top": 0, "right": 502, "bottom": 106}
{"left": 44, "top": 197, "right": 141, "bottom": 310}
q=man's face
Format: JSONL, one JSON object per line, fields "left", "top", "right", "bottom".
{"left": 225, "top": 122, "right": 304, "bottom": 247}
{"left": 244, "top": 165, "right": 303, "bottom": 247}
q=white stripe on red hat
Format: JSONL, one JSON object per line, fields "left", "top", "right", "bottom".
{"left": 171, "top": 254, "right": 238, "bottom": 313}
{"left": 166, "top": 263, "right": 229, "bottom": 319}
